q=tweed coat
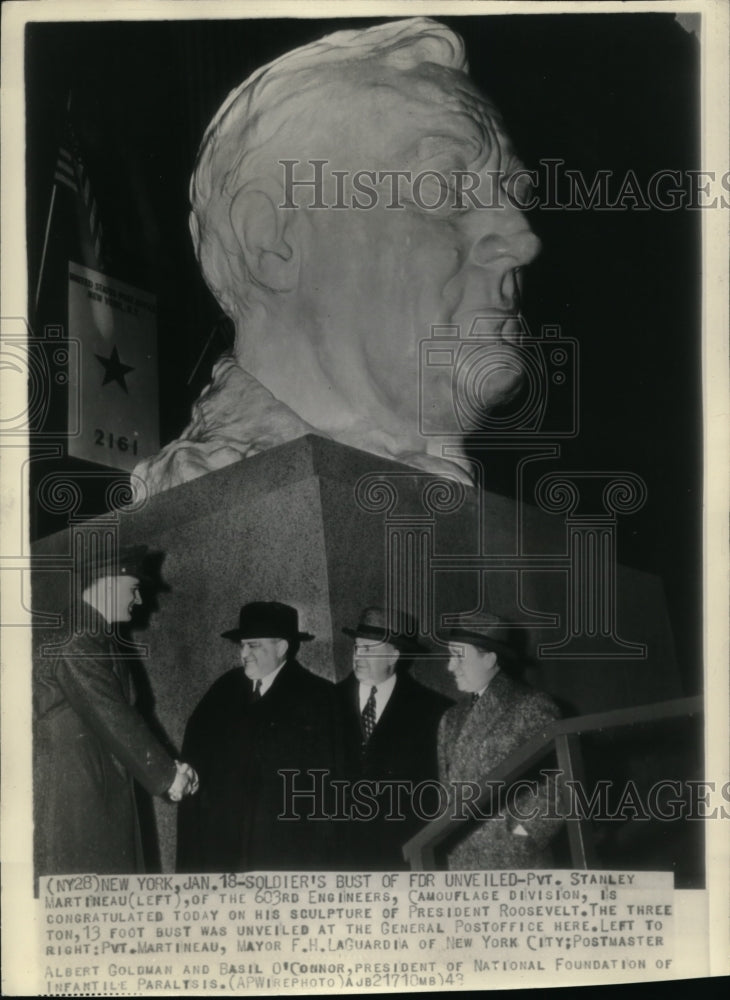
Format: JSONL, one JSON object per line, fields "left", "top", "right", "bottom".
{"left": 33, "top": 607, "right": 178, "bottom": 877}
{"left": 438, "top": 670, "right": 562, "bottom": 869}
{"left": 177, "top": 659, "right": 343, "bottom": 872}
{"left": 336, "top": 670, "right": 453, "bottom": 870}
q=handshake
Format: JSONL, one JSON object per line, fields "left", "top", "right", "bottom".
{"left": 167, "top": 760, "right": 200, "bottom": 802}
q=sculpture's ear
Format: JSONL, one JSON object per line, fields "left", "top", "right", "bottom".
{"left": 230, "top": 187, "right": 299, "bottom": 292}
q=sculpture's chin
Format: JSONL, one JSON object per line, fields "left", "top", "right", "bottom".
{"left": 416, "top": 376, "right": 524, "bottom": 437}
{"left": 482, "top": 368, "right": 524, "bottom": 407}
{"left": 452, "top": 358, "right": 525, "bottom": 432}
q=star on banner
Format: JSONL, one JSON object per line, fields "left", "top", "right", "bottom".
{"left": 94, "top": 345, "right": 135, "bottom": 393}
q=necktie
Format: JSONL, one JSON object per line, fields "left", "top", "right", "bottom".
{"left": 252, "top": 679, "right": 262, "bottom": 701}
{"left": 361, "top": 685, "right": 377, "bottom": 742}
{"left": 470, "top": 691, "right": 480, "bottom": 707}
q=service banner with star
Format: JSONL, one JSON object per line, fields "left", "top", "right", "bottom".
{"left": 67, "top": 261, "right": 159, "bottom": 472}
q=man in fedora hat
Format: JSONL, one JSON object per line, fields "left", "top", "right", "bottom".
{"left": 437, "top": 619, "right": 563, "bottom": 869}
{"left": 177, "top": 601, "right": 341, "bottom": 872}
{"left": 33, "top": 544, "right": 198, "bottom": 877}
{"left": 336, "top": 607, "right": 453, "bottom": 870}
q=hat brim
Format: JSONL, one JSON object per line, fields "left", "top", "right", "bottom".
{"left": 81, "top": 568, "right": 156, "bottom": 587}
{"left": 442, "top": 628, "right": 517, "bottom": 660}
{"left": 342, "top": 624, "right": 424, "bottom": 654}
{"left": 221, "top": 629, "right": 315, "bottom": 643}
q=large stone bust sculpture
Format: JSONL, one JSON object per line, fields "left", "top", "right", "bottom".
{"left": 134, "top": 17, "right": 540, "bottom": 495}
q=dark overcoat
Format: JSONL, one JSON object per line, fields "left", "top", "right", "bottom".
{"left": 33, "top": 608, "right": 177, "bottom": 877}
{"left": 177, "top": 659, "right": 342, "bottom": 873}
{"left": 336, "top": 670, "right": 453, "bottom": 869}
{"left": 438, "top": 670, "right": 563, "bottom": 869}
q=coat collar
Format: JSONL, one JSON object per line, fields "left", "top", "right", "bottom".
{"left": 63, "top": 603, "right": 123, "bottom": 649}
{"left": 450, "top": 670, "right": 514, "bottom": 738}
{"left": 476, "top": 669, "right": 513, "bottom": 712}
{"left": 249, "top": 658, "right": 304, "bottom": 701}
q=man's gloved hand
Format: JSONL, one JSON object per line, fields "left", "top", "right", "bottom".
{"left": 167, "top": 760, "right": 200, "bottom": 801}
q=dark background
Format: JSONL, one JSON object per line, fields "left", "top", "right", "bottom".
{"left": 26, "top": 14, "right": 701, "bottom": 691}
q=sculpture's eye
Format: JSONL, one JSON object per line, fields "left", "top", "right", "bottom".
{"left": 502, "top": 171, "right": 535, "bottom": 210}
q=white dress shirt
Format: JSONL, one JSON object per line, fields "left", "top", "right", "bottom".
{"left": 257, "top": 662, "right": 285, "bottom": 697}
{"left": 358, "top": 673, "right": 397, "bottom": 723}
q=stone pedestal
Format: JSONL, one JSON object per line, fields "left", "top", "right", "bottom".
{"left": 32, "top": 434, "right": 681, "bottom": 871}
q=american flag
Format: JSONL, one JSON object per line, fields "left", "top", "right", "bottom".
{"left": 53, "top": 125, "right": 105, "bottom": 269}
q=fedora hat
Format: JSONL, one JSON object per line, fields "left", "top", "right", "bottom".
{"left": 342, "top": 606, "right": 423, "bottom": 654}
{"left": 78, "top": 544, "right": 154, "bottom": 588}
{"left": 442, "top": 618, "right": 517, "bottom": 661}
{"left": 221, "top": 601, "right": 314, "bottom": 643}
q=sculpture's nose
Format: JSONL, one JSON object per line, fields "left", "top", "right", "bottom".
{"left": 471, "top": 227, "right": 542, "bottom": 269}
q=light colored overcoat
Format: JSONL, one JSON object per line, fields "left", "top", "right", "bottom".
{"left": 438, "top": 670, "right": 563, "bottom": 869}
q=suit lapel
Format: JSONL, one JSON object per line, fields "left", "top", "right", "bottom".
{"left": 443, "top": 700, "right": 471, "bottom": 780}
{"left": 82, "top": 607, "right": 132, "bottom": 704}
{"left": 342, "top": 672, "right": 362, "bottom": 733}
{"left": 450, "top": 672, "right": 513, "bottom": 781}
{"left": 373, "top": 673, "right": 406, "bottom": 737}
{"left": 107, "top": 634, "right": 133, "bottom": 704}
{"left": 258, "top": 659, "right": 298, "bottom": 706}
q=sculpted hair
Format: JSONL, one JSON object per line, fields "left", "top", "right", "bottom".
{"left": 188, "top": 17, "right": 468, "bottom": 318}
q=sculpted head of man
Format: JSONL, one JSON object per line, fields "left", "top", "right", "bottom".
{"left": 135, "top": 18, "right": 540, "bottom": 494}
